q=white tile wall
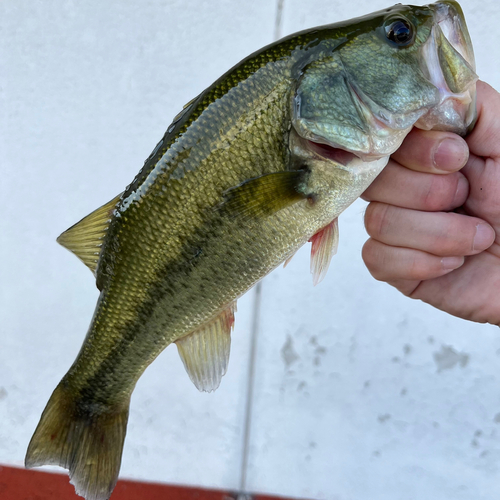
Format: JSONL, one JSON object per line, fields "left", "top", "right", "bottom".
{"left": 1, "top": 1, "right": 499, "bottom": 499}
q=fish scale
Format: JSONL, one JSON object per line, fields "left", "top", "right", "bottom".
{"left": 73, "top": 80, "right": 295, "bottom": 401}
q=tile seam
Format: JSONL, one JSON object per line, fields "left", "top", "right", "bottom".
{"left": 238, "top": 2, "right": 285, "bottom": 496}
{"left": 237, "top": 281, "right": 262, "bottom": 498}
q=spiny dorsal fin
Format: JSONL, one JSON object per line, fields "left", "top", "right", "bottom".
{"left": 57, "top": 194, "right": 122, "bottom": 276}
{"left": 175, "top": 302, "right": 236, "bottom": 392}
{"left": 172, "top": 95, "right": 198, "bottom": 123}
{"left": 309, "top": 218, "right": 339, "bottom": 286}
{"left": 219, "top": 170, "right": 309, "bottom": 219}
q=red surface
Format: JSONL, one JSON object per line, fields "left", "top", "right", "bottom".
{"left": 0, "top": 465, "right": 307, "bottom": 500}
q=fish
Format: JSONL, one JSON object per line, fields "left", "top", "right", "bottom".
{"left": 25, "top": 2, "right": 477, "bottom": 499}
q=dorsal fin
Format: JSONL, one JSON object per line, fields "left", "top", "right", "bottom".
{"left": 171, "top": 95, "right": 199, "bottom": 123}
{"left": 175, "top": 302, "right": 236, "bottom": 392}
{"left": 57, "top": 194, "right": 122, "bottom": 275}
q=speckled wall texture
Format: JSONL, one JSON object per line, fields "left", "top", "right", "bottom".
{"left": 1, "top": 1, "right": 499, "bottom": 499}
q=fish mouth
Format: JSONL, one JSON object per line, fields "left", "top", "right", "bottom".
{"left": 415, "top": 0, "right": 478, "bottom": 134}
{"left": 290, "top": 127, "right": 387, "bottom": 180}
{"left": 305, "top": 138, "right": 358, "bottom": 165}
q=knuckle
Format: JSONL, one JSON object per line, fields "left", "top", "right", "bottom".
{"left": 364, "top": 202, "right": 391, "bottom": 239}
{"left": 361, "top": 239, "right": 375, "bottom": 267}
{"left": 434, "top": 234, "right": 456, "bottom": 255}
{"left": 422, "top": 174, "right": 460, "bottom": 211}
{"left": 406, "top": 257, "right": 424, "bottom": 280}
{"left": 362, "top": 239, "right": 385, "bottom": 281}
{"left": 389, "top": 279, "right": 420, "bottom": 297}
{"left": 406, "top": 253, "right": 437, "bottom": 280}
{"left": 443, "top": 230, "right": 470, "bottom": 255}
{"left": 434, "top": 215, "right": 476, "bottom": 255}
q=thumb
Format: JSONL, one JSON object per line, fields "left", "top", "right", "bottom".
{"left": 466, "top": 81, "right": 500, "bottom": 160}
{"left": 461, "top": 82, "right": 500, "bottom": 231}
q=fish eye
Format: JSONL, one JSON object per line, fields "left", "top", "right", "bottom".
{"left": 384, "top": 18, "right": 415, "bottom": 47}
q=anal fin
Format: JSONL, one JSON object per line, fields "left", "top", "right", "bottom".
{"left": 175, "top": 302, "right": 236, "bottom": 392}
{"left": 283, "top": 251, "right": 297, "bottom": 268}
{"left": 309, "top": 218, "right": 339, "bottom": 286}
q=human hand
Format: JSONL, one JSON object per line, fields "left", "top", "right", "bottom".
{"left": 362, "top": 81, "right": 500, "bottom": 325}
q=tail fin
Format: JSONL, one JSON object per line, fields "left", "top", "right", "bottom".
{"left": 25, "top": 382, "right": 129, "bottom": 500}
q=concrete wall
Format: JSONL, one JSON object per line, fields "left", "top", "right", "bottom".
{"left": 1, "top": 1, "right": 499, "bottom": 498}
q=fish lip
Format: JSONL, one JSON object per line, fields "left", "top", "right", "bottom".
{"left": 432, "top": 0, "right": 475, "bottom": 70}
{"left": 415, "top": 1, "right": 478, "bottom": 134}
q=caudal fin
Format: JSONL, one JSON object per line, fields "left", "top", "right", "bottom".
{"left": 25, "top": 382, "right": 129, "bottom": 500}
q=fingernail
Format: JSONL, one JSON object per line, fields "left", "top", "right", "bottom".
{"left": 473, "top": 223, "right": 495, "bottom": 251}
{"left": 441, "top": 256, "right": 464, "bottom": 271}
{"left": 433, "top": 137, "right": 469, "bottom": 171}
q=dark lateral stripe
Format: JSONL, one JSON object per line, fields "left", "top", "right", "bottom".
{"left": 0, "top": 465, "right": 311, "bottom": 500}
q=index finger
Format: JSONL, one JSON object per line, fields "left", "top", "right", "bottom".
{"left": 391, "top": 128, "right": 469, "bottom": 174}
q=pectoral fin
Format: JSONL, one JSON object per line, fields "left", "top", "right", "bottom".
{"left": 175, "top": 302, "right": 236, "bottom": 392}
{"left": 57, "top": 194, "right": 122, "bottom": 275}
{"left": 309, "top": 218, "right": 339, "bottom": 286}
{"left": 220, "top": 170, "right": 308, "bottom": 219}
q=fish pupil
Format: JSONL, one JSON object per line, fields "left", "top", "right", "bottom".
{"left": 385, "top": 19, "right": 414, "bottom": 46}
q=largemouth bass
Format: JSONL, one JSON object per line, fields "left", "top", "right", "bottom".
{"left": 26, "top": 2, "right": 477, "bottom": 499}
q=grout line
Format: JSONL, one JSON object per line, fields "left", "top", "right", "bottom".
{"left": 238, "top": 282, "right": 262, "bottom": 498}
{"left": 238, "top": 3, "right": 285, "bottom": 497}
{"left": 274, "top": 0, "right": 285, "bottom": 40}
